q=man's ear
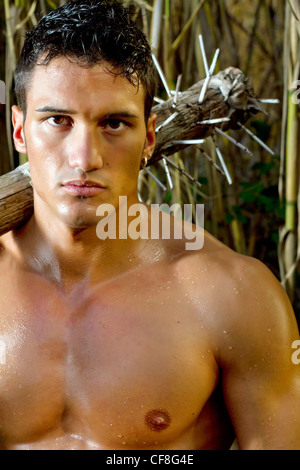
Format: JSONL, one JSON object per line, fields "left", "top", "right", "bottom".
{"left": 143, "top": 113, "right": 157, "bottom": 160}
{"left": 11, "top": 105, "right": 27, "bottom": 154}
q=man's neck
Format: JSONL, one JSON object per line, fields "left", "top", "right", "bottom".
{"left": 8, "top": 200, "right": 156, "bottom": 292}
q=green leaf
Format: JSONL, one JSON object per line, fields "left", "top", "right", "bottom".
{"left": 251, "top": 161, "right": 275, "bottom": 175}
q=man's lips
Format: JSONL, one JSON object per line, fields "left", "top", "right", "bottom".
{"left": 61, "top": 180, "right": 106, "bottom": 196}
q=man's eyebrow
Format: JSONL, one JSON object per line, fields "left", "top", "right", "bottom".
{"left": 35, "top": 107, "right": 139, "bottom": 119}
{"left": 103, "top": 112, "right": 139, "bottom": 119}
{"left": 35, "top": 106, "right": 76, "bottom": 114}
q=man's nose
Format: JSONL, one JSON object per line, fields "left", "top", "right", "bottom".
{"left": 67, "top": 126, "right": 104, "bottom": 171}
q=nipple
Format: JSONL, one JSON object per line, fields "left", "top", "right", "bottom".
{"left": 145, "top": 409, "right": 171, "bottom": 432}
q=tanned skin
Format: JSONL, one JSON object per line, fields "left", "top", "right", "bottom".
{"left": 0, "top": 57, "right": 299, "bottom": 450}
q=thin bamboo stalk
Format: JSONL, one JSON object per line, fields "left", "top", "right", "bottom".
{"left": 4, "top": 0, "right": 16, "bottom": 70}
{"left": 168, "top": 0, "right": 206, "bottom": 58}
{"left": 150, "top": 0, "right": 163, "bottom": 52}
{"left": 15, "top": 0, "right": 38, "bottom": 31}
{"left": 280, "top": 3, "right": 299, "bottom": 300}
{"left": 244, "top": 0, "right": 263, "bottom": 76}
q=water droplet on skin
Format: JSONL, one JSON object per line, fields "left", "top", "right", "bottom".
{"left": 223, "top": 330, "right": 228, "bottom": 334}
{"left": 228, "top": 346, "right": 233, "bottom": 350}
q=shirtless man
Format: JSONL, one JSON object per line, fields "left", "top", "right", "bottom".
{"left": 0, "top": 0, "right": 299, "bottom": 450}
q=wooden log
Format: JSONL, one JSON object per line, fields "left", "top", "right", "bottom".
{"left": 0, "top": 163, "right": 33, "bottom": 235}
{"left": 151, "top": 66, "right": 265, "bottom": 164}
{"left": 0, "top": 67, "right": 265, "bottom": 236}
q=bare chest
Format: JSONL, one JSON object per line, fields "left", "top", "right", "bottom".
{"left": 0, "top": 267, "right": 219, "bottom": 449}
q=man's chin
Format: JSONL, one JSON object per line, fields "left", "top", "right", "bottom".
{"left": 57, "top": 205, "right": 99, "bottom": 231}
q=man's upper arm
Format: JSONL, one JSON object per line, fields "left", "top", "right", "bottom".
{"left": 218, "top": 256, "right": 300, "bottom": 450}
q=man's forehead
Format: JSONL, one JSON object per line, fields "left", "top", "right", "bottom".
{"left": 25, "top": 56, "right": 146, "bottom": 116}
{"left": 27, "top": 56, "right": 143, "bottom": 101}
{"left": 30, "top": 56, "right": 123, "bottom": 83}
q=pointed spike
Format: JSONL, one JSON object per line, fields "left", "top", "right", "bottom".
{"left": 199, "top": 150, "right": 225, "bottom": 176}
{"left": 209, "top": 48, "right": 220, "bottom": 75}
{"left": 213, "top": 142, "right": 233, "bottom": 185}
{"left": 155, "top": 112, "right": 178, "bottom": 133}
{"left": 237, "top": 122, "right": 275, "bottom": 155}
{"left": 258, "top": 99, "right": 280, "bottom": 104}
{"left": 152, "top": 53, "right": 172, "bottom": 99}
{"left": 173, "top": 139, "right": 205, "bottom": 145}
{"left": 144, "top": 167, "right": 167, "bottom": 191}
{"left": 198, "top": 75, "right": 210, "bottom": 104}
{"left": 198, "top": 118, "right": 230, "bottom": 125}
{"left": 215, "top": 127, "right": 252, "bottom": 155}
{"left": 162, "top": 155, "right": 203, "bottom": 189}
{"left": 161, "top": 158, "right": 174, "bottom": 190}
{"left": 198, "top": 48, "right": 220, "bottom": 103}
{"left": 198, "top": 34, "right": 209, "bottom": 77}
{"left": 173, "top": 74, "right": 183, "bottom": 107}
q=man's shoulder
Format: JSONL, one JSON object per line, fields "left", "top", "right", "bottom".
{"left": 170, "top": 230, "right": 295, "bottom": 326}
{"left": 175, "top": 229, "right": 276, "bottom": 282}
{"left": 200, "top": 236, "right": 298, "bottom": 347}
{"left": 168, "top": 228, "right": 251, "bottom": 278}
{"left": 200, "top": 234, "right": 290, "bottom": 315}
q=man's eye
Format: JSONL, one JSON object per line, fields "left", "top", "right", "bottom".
{"left": 101, "top": 119, "right": 128, "bottom": 131}
{"left": 48, "top": 116, "right": 70, "bottom": 126}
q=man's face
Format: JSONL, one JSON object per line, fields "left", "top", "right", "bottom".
{"left": 12, "top": 57, "right": 156, "bottom": 229}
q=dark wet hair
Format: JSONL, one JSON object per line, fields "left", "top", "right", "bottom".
{"left": 14, "top": 0, "right": 158, "bottom": 121}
